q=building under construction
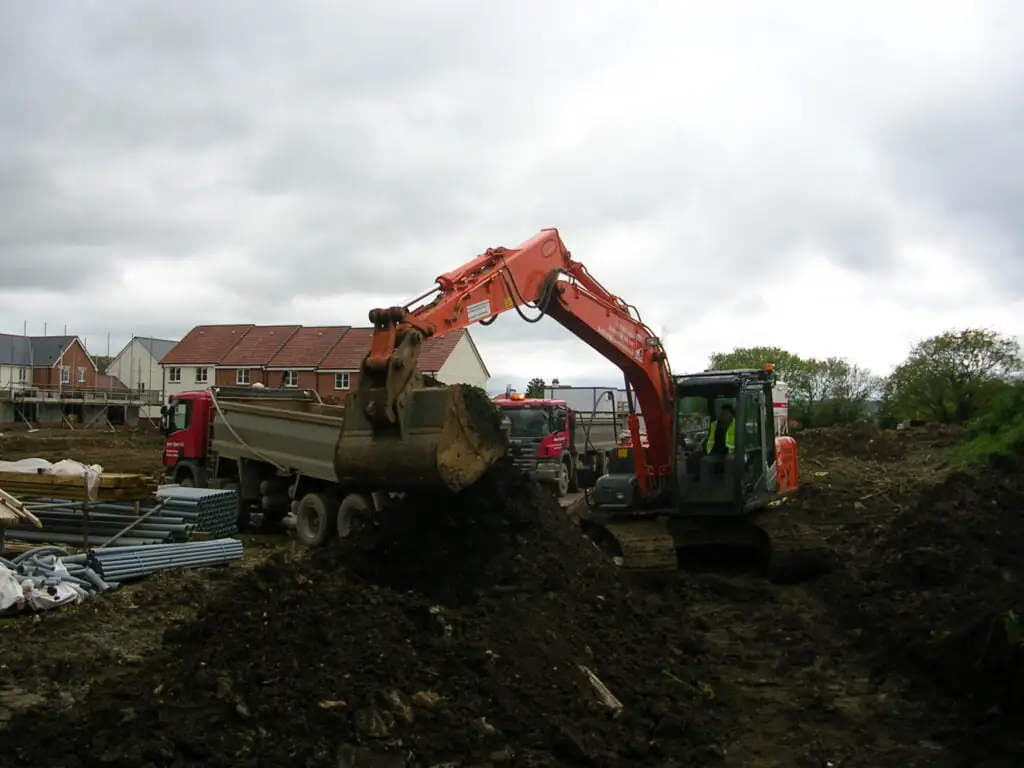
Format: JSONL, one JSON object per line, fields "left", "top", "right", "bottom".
{"left": 0, "top": 333, "right": 166, "bottom": 429}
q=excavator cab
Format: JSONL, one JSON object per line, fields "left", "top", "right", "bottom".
{"left": 673, "top": 368, "right": 781, "bottom": 515}
{"left": 582, "top": 368, "right": 799, "bottom": 573}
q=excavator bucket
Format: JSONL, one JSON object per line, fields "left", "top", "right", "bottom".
{"left": 333, "top": 381, "right": 508, "bottom": 493}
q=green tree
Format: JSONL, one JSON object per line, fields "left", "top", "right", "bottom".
{"left": 883, "top": 328, "right": 1023, "bottom": 424}
{"left": 708, "top": 346, "right": 807, "bottom": 382}
{"left": 812, "top": 357, "right": 881, "bottom": 426}
{"left": 92, "top": 355, "right": 114, "bottom": 373}
{"left": 709, "top": 346, "right": 816, "bottom": 424}
{"left": 525, "top": 377, "right": 546, "bottom": 398}
{"left": 708, "top": 346, "right": 879, "bottom": 427}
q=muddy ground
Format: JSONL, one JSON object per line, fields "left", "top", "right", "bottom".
{"left": 0, "top": 424, "right": 1022, "bottom": 766}
{"left": 0, "top": 427, "right": 166, "bottom": 477}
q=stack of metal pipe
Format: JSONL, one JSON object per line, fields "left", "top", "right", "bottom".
{"left": 2, "top": 486, "right": 239, "bottom": 548}
{"left": 3, "top": 500, "right": 188, "bottom": 547}
{"left": 86, "top": 539, "right": 244, "bottom": 581}
{"left": 154, "top": 486, "right": 239, "bottom": 538}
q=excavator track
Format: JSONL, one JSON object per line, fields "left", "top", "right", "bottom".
{"left": 600, "top": 519, "right": 679, "bottom": 573}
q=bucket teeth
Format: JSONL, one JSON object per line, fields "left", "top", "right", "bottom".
{"left": 602, "top": 520, "right": 678, "bottom": 572}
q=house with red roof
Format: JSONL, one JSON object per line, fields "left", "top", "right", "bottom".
{"left": 158, "top": 325, "right": 254, "bottom": 398}
{"left": 159, "top": 325, "right": 489, "bottom": 401}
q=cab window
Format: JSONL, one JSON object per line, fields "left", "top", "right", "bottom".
{"left": 742, "top": 389, "right": 762, "bottom": 453}
{"left": 169, "top": 401, "right": 190, "bottom": 432}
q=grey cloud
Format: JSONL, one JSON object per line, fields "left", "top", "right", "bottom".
{"left": 882, "top": 86, "right": 1024, "bottom": 296}
{"left": 2, "top": 1, "right": 1023, "bottom": 374}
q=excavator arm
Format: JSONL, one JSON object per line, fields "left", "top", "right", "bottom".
{"left": 351, "top": 228, "right": 675, "bottom": 499}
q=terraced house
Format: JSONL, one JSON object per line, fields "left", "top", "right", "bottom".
{"left": 0, "top": 333, "right": 163, "bottom": 428}
{"left": 160, "top": 324, "right": 489, "bottom": 401}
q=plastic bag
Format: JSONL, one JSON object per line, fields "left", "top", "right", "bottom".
{"left": 0, "top": 564, "right": 25, "bottom": 612}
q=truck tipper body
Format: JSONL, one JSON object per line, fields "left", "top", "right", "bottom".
{"left": 492, "top": 392, "right": 623, "bottom": 497}
{"left": 160, "top": 387, "right": 401, "bottom": 547}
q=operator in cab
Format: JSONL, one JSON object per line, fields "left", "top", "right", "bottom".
{"left": 705, "top": 404, "right": 736, "bottom": 455}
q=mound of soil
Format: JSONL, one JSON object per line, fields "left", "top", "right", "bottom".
{"left": 797, "top": 422, "right": 961, "bottom": 462}
{"left": 824, "top": 452, "right": 1024, "bottom": 712}
{"left": 0, "top": 461, "right": 722, "bottom": 767}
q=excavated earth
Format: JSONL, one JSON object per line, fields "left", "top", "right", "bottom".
{"left": 0, "top": 423, "right": 1022, "bottom": 766}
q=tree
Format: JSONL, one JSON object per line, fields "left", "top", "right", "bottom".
{"left": 525, "top": 377, "right": 546, "bottom": 398}
{"left": 708, "top": 346, "right": 879, "bottom": 427}
{"left": 709, "top": 346, "right": 816, "bottom": 424}
{"left": 883, "top": 328, "right": 1023, "bottom": 424}
{"left": 811, "top": 357, "right": 882, "bottom": 426}
{"left": 92, "top": 355, "right": 114, "bottom": 373}
{"left": 707, "top": 346, "right": 807, "bottom": 382}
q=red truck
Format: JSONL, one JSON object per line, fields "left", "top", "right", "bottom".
{"left": 492, "top": 393, "right": 623, "bottom": 497}
{"left": 160, "top": 386, "right": 382, "bottom": 538}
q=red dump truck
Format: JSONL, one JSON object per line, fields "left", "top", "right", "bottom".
{"left": 492, "top": 392, "right": 623, "bottom": 497}
{"left": 159, "top": 385, "right": 504, "bottom": 547}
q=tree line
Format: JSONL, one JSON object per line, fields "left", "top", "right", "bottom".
{"left": 709, "top": 328, "right": 1023, "bottom": 428}
{"left": 523, "top": 327, "right": 1022, "bottom": 430}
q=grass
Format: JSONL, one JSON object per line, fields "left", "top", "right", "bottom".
{"left": 952, "top": 382, "right": 1024, "bottom": 468}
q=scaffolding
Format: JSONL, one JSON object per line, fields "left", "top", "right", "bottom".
{"left": 1, "top": 329, "right": 173, "bottom": 430}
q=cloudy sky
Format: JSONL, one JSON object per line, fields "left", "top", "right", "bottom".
{"left": 2, "top": 1, "right": 1022, "bottom": 389}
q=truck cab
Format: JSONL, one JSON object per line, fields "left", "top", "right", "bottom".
{"left": 159, "top": 390, "right": 214, "bottom": 486}
{"left": 492, "top": 394, "right": 574, "bottom": 494}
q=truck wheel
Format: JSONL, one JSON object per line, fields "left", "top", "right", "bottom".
{"left": 337, "top": 493, "right": 373, "bottom": 540}
{"left": 556, "top": 460, "right": 571, "bottom": 497}
{"left": 295, "top": 492, "right": 338, "bottom": 548}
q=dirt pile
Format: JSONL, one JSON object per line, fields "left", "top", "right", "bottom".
{"left": 794, "top": 426, "right": 1024, "bottom": 714}
{"left": 796, "top": 422, "right": 962, "bottom": 462}
{"left": 0, "top": 462, "right": 721, "bottom": 768}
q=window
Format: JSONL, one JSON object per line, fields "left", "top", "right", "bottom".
{"left": 168, "top": 367, "right": 181, "bottom": 384}
{"left": 283, "top": 370, "right": 299, "bottom": 387}
{"left": 236, "top": 368, "right": 251, "bottom": 385}
{"left": 743, "top": 390, "right": 763, "bottom": 453}
{"left": 169, "top": 400, "right": 190, "bottom": 431}
{"left": 334, "top": 372, "right": 350, "bottom": 390}
{"left": 17, "top": 367, "right": 26, "bottom": 383}
{"left": 195, "top": 367, "right": 209, "bottom": 384}
{"left": 77, "top": 366, "right": 86, "bottom": 384}
{"left": 60, "top": 365, "right": 70, "bottom": 384}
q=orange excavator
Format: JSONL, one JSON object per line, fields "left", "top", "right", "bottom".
{"left": 332, "top": 228, "right": 800, "bottom": 572}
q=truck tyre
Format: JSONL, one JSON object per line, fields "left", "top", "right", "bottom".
{"left": 337, "top": 493, "right": 373, "bottom": 540}
{"left": 295, "top": 492, "right": 338, "bottom": 548}
{"left": 556, "top": 459, "right": 571, "bottom": 497}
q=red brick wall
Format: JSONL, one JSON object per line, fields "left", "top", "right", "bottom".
{"left": 31, "top": 340, "right": 98, "bottom": 389}
{"left": 215, "top": 367, "right": 268, "bottom": 387}
{"left": 315, "top": 372, "right": 358, "bottom": 402}
{"left": 263, "top": 369, "right": 318, "bottom": 390}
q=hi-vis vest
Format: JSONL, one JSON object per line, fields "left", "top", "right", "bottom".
{"left": 705, "top": 419, "right": 736, "bottom": 453}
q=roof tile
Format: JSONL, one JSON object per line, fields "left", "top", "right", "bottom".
{"left": 318, "top": 327, "right": 465, "bottom": 372}
{"left": 219, "top": 325, "right": 302, "bottom": 366}
{"left": 417, "top": 329, "right": 466, "bottom": 372}
{"left": 318, "top": 328, "right": 374, "bottom": 371}
{"left": 266, "top": 326, "right": 350, "bottom": 369}
{"left": 160, "top": 325, "right": 255, "bottom": 365}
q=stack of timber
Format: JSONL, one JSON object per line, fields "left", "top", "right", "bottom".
{"left": 0, "top": 471, "right": 156, "bottom": 502}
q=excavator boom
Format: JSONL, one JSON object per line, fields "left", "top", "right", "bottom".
{"left": 333, "top": 229, "right": 675, "bottom": 498}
